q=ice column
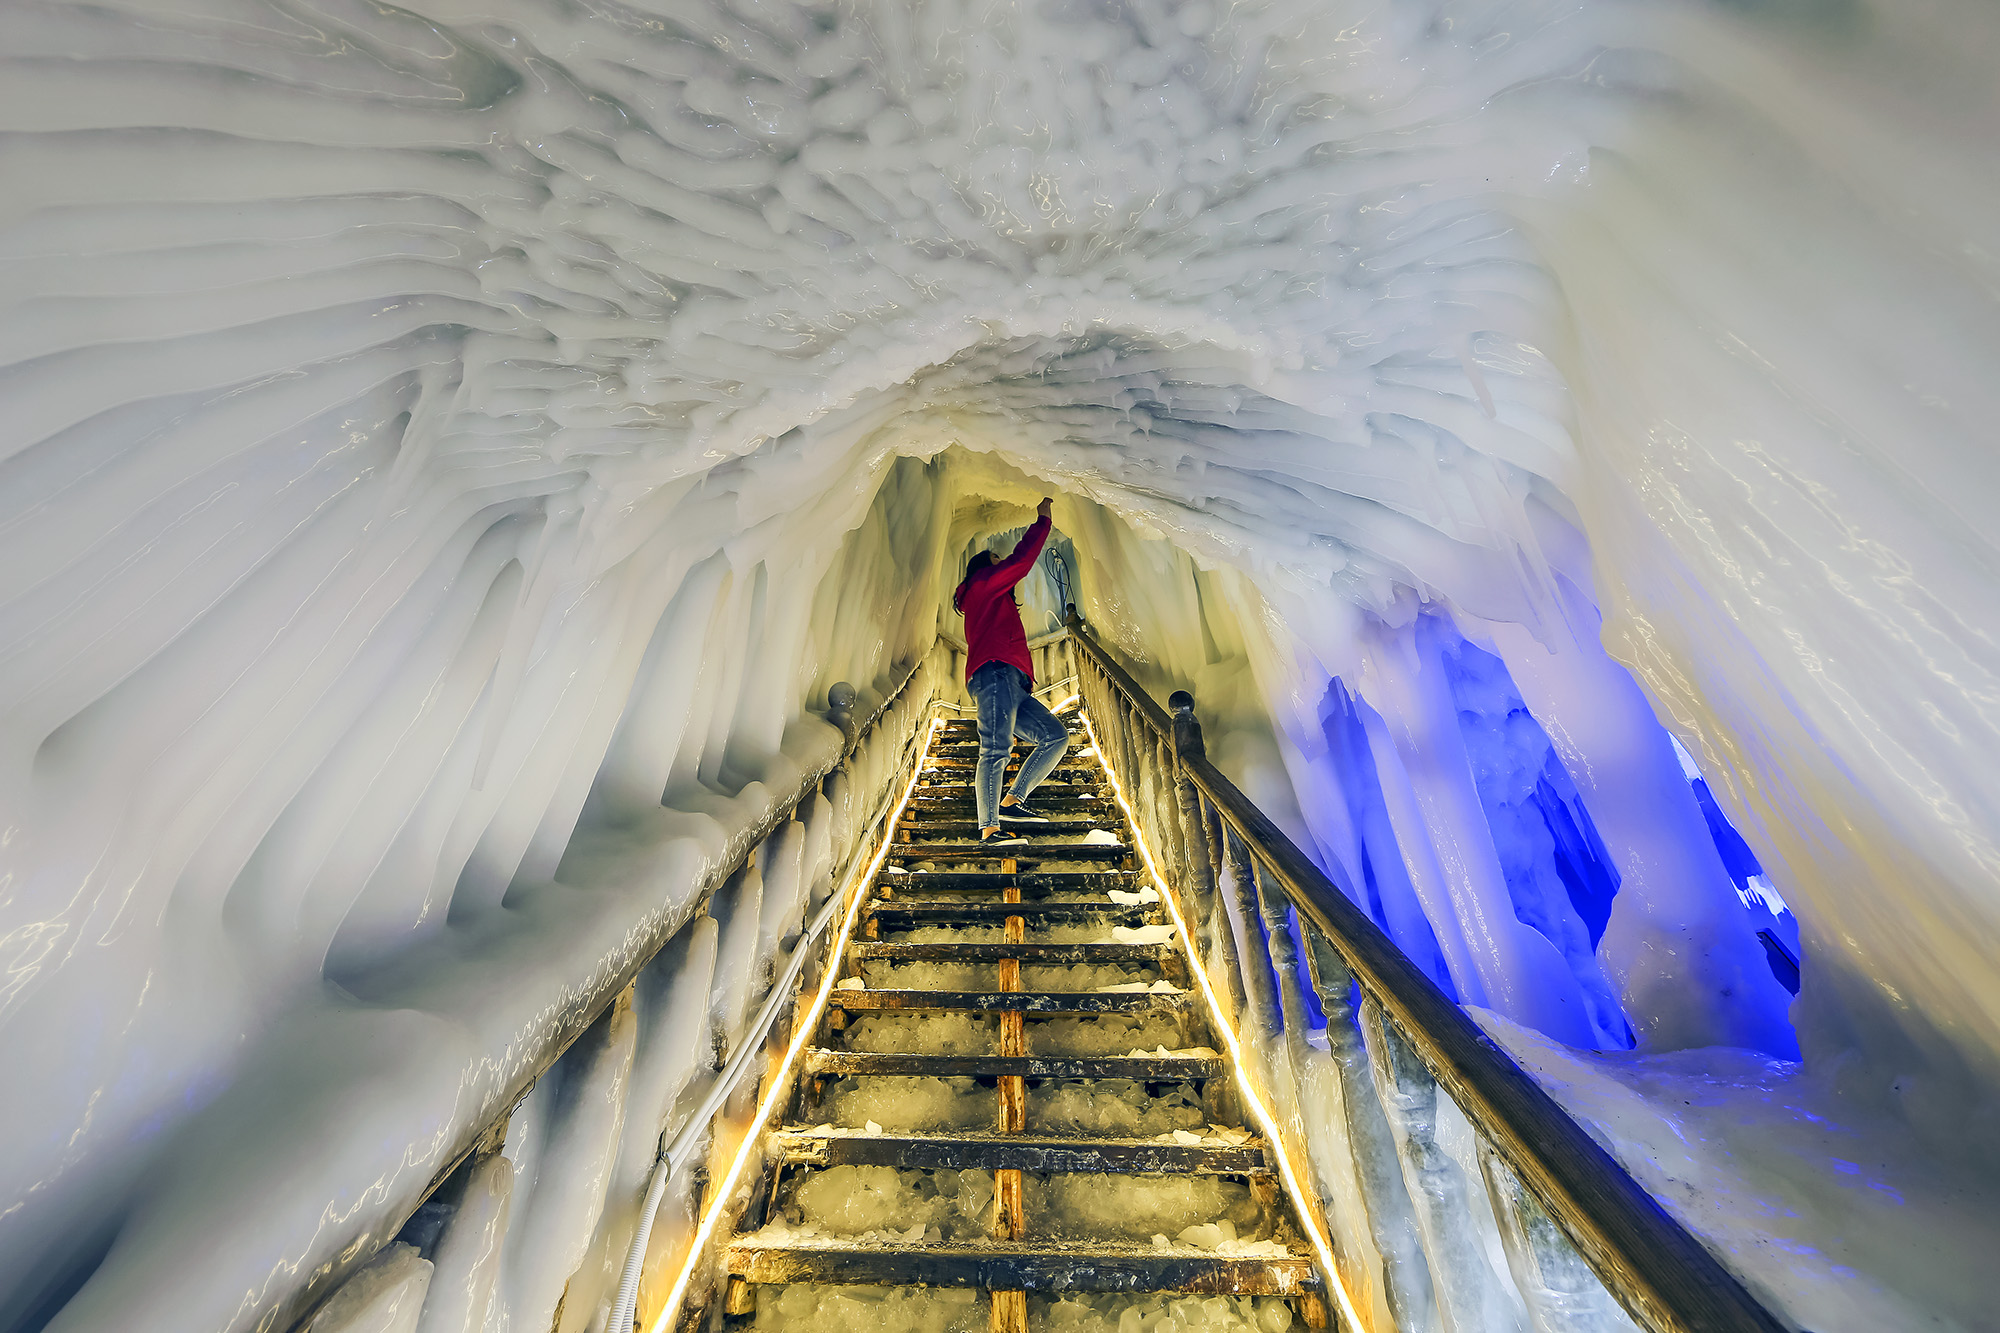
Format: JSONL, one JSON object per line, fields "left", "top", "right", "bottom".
{"left": 1359, "top": 619, "right": 1601, "bottom": 1047}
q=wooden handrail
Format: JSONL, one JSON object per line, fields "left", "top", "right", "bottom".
{"left": 1063, "top": 608, "right": 1787, "bottom": 1333}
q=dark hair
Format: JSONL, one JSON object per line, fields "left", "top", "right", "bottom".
{"left": 953, "top": 550, "right": 996, "bottom": 612}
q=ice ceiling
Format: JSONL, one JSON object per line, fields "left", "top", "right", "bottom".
{"left": 3, "top": 0, "right": 1999, "bottom": 1328}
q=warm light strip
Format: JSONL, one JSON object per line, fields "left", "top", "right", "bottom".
{"left": 1079, "top": 708, "right": 1368, "bottom": 1333}
{"left": 650, "top": 715, "right": 945, "bottom": 1331}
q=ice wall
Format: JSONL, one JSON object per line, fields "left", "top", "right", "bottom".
{"left": 4, "top": 0, "right": 2000, "bottom": 1327}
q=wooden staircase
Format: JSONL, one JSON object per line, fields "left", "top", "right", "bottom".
{"left": 716, "top": 710, "right": 1330, "bottom": 1332}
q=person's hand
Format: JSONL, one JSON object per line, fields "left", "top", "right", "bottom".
{"left": 1037, "top": 496, "right": 1053, "bottom": 520}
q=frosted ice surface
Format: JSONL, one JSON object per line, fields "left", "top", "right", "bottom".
{"left": 1024, "top": 1174, "right": 1263, "bottom": 1243}
{"left": 752, "top": 1284, "right": 987, "bottom": 1333}
{"left": 1027, "top": 1081, "right": 1207, "bottom": 1137}
{"left": 845, "top": 1012, "right": 1000, "bottom": 1055}
{"left": 414, "top": 1153, "right": 509, "bottom": 1333}
{"left": 1024, "top": 960, "right": 1168, "bottom": 992}
{"left": 307, "top": 1243, "right": 431, "bottom": 1333}
{"left": 1023, "top": 962, "right": 1165, "bottom": 992}
{"left": 1475, "top": 1009, "right": 2000, "bottom": 1332}
{"left": 776, "top": 1166, "right": 994, "bottom": 1243}
{"left": 1031, "top": 1014, "right": 1184, "bottom": 1057}
{"left": 863, "top": 960, "right": 996, "bottom": 990}
{"left": 822, "top": 1078, "right": 996, "bottom": 1132}
{"left": 1034, "top": 1293, "right": 1294, "bottom": 1333}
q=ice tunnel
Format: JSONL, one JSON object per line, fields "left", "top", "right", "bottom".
{"left": 3, "top": 1, "right": 1998, "bottom": 1331}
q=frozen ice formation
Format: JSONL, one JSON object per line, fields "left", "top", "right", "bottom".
{"left": 3, "top": 0, "right": 2000, "bottom": 1328}
{"left": 824, "top": 1077, "right": 998, "bottom": 1135}
{"left": 775, "top": 1165, "right": 996, "bottom": 1245}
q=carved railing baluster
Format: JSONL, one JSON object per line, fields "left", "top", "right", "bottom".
{"left": 1480, "top": 1147, "right": 1643, "bottom": 1333}
{"left": 1303, "top": 928, "right": 1440, "bottom": 1333}
{"left": 1364, "top": 1000, "right": 1529, "bottom": 1333}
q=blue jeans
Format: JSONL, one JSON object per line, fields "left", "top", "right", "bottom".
{"left": 969, "top": 661, "right": 1070, "bottom": 829}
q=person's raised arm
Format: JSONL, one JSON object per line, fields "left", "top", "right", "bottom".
{"left": 987, "top": 498, "right": 1054, "bottom": 588}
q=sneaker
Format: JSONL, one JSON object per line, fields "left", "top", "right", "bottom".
{"left": 979, "top": 829, "right": 1028, "bottom": 847}
{"left": 999, "top": 801, "right": 1050, "bottom": 823}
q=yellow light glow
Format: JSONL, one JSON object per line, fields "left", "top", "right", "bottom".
{"left": 1079, "top": 708, "right": 1369, "bottom": 1333}
{"left": 649, "top": 716, "right": 945, "bottom": 1332}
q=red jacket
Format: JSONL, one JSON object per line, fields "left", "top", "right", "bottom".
{"left": 958, "top": 516, "right": 1051, "bottom": 684}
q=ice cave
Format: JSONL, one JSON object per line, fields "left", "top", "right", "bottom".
{"left": 2, "top": 1, "right": 1997, "bottom": 1331}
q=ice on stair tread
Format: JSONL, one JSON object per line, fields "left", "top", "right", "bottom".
{"left": 774, "top": 1165, "right": 996, "bottom": 1243}
{"left": 823, "top": 1076, "right": 996, "bottom": 1132}
{"left": 863, "top": 960, "right": 1165, "bottom": 991}
{"left": 841, "top": 1012, "right": 1187, "bottom": 1056}
{"left": 878, "top": 924, "right": 1147, "bottom": 945}
{"left": 749, "top": 1286, "right": 1294, "bottom": 1333}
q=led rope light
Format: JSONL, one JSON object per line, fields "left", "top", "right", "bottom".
{"left": 649, "top": 715, "right": 945, "bottom": 1332}
{"left": 1079, "top": 707, "right": 1368, "bottom": 1333}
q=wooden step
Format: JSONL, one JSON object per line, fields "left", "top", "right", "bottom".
{"left": 908, "top": 785, "right": 1109, "bottom": 801}
{"left": 868, "top": 901, "right": 1157, "bottom": 924}
{"left": 911, "top": 771, "right": 1100, "bottom": 785}
{"left": 771, "top": 1128, "right": 1271, "bottom": 1174}
{"left": 726, "top": 1236, "right": 1315, "bottom": 1295}
{"left": 923, "top": 758, "right": 1101, "bottom": 776}
{"left": 882, "top": 871, "right": 1142, "bottom": 892}
{"left": 899, "top": 818, "right": 1109, "bottom": 836}
{"left": 887, "top": 841, "right": 1130, "bottom": 862}
{"left": 830, "top": 988, "right": 1191, "bottom": 1014}
{"left": 802, "top": 1051, "right": 1225, "bottom": 1080}
{"left": 904, "top": 800, "right": 1114, "bottom": 818}
{"left": 852, "top": 942, "right": 1170, "bottom": 963}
